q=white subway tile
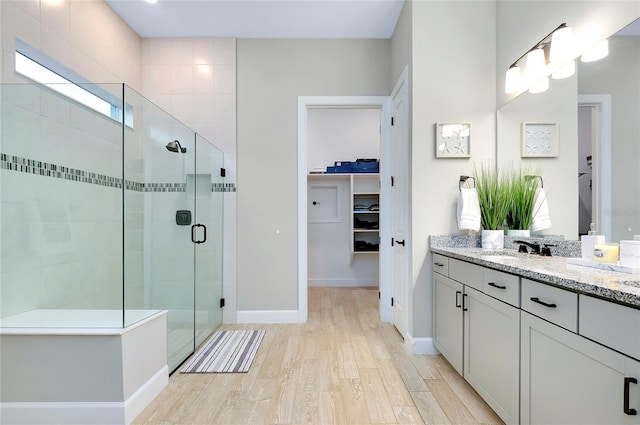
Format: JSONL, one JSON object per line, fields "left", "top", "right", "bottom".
{"left": 213, "top": 64, "right": 236, "bottom": 94}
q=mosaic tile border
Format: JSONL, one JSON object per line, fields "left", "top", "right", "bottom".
{"left": 1, "top": 153, "right": 122, "bottom": 188}
{"left": 1, "top": 153, "right": 236, "bottom": 193}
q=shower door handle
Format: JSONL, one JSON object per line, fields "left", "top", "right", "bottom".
{"left": 191, "top": 224, "right": 207, "bottom": 244}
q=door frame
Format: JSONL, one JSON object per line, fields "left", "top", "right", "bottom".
{"left": 298, "top": 96, "right": 392, "bottom": 323}
{"left": 578, "top": 94, "right": 611, "bottom": 240}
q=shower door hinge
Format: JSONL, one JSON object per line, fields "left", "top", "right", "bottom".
{"left": 220, "top": 298, "right": 225, "bottom": 308}
{"left": 391, "top": 116, "right": 395, "bottom": 126}
{"left": 391, "top": 297, "right": 394, "bottom": 307}
{"left": 378, "top": 291, "right": 380, "bottom": 300}
{"left": 220, "top": 168, "right": 226, "bottom": 177}
{"left": 391, "top": 176, "right": 395, "bottom": 187}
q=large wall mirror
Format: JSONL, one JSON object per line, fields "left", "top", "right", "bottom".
{"left": 497, "top": 17, "right": 640, "bottom": 243}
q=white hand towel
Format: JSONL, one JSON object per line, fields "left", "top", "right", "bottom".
{"left": 530, "top": 188, "right": 552, "bottom": 231}
{"left": 457, "top": 188, "right": 481, "bottom": 232}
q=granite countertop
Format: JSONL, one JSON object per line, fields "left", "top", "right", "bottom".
{"left": 431, "top": 246, "right": 640, "bottom": 309}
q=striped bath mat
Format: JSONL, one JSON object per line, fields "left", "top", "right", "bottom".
{"left": 181, "top": 329, "right": 265, "bottom": 373}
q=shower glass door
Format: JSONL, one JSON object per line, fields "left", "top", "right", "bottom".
{"left": 129, "top": 89, "right": 196, "bottom": 372}
{"left": 194, "top": 134, "right": 224, "bottom": 347}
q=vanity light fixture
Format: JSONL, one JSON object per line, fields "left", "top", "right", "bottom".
{"left": 505, "top": 23, "right": 576, "bottom": 94}
{"left": 525, "top": 48, "right": 549, "bottom": 93}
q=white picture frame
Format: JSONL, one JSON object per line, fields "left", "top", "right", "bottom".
{"left": 521, "top": 122, "right": 558, "bottom": 158}
{"left": 435, "top": 122, "right": 471, "bottom": 158}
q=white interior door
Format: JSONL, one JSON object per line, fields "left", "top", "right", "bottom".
{"left": 390, "top": 73, "right": 409, "bottom": 338}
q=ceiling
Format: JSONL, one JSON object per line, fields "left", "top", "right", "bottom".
{"left": 104, "top": 0, "right": 405, "bottom": 39}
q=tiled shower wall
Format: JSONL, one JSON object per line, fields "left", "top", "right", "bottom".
{"left": 1, "top": 85, "right": 124, "bottom": 316}
{"left": 1, "top": 1, "right": 238, "bottom": 321}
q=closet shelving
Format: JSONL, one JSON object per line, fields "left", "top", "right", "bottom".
{"left": 307, "top": 172, "right": 380, "bottom": 262}
{"left": 351, "top": 174, "right": 380, "bottom": 261}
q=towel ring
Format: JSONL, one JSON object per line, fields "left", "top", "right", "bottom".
{"left": 459, "top": 175, "right": 475, "bottom": 191}
{"left": 525, "top": 175, "right": 544, "bottom": 188}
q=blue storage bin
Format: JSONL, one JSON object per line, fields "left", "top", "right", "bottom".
{"left": 351, "top": 160, "right": 379, "bottom": 173}
{"left": 326, "top": 164, "right": 352, "bottom": 173}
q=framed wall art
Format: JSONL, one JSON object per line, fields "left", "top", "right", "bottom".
{"left": 435, "top": 122, "right": 471, "bottom": 158}
{"left": 521, "top": 122, "right": 558, "bottom": 158}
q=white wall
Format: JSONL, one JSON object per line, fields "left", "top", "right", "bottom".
{"left": 236, "top": 39, "right": 390, "bottom": 312}
{"left": 410, "top": 1, "right": 497, "bottom": 338}
{"left": 307, "top": 108, "right": 380, "bottom": 172}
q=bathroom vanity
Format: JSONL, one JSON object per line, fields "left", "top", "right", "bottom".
{"left": 431, "top": 246, "right": 640, "bottom": 425}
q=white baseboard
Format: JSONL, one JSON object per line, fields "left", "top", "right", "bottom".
{"left": 0, "top": 365, "right": 168, "bottom": 425}
{"left": 237, "top": 310, "right": 301, "bottom": 324}
{"left": 404, "top": 335, "right": 438, "bottom": 355}
{"left": 308, "top": 278, "right": 378, "bottom": 287}
{"left": 125, "top": 365, "right": 169, "bottom": 424}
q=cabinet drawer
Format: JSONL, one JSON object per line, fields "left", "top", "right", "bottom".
{"left": 483, "top": 268, "right": 520, "bottom": 307}
{"left": 522, "top": 279, "right": 578, "bottom": 332}
{"left": 449, "top": 258, "right": 483, "bottom": 291}
{"left": 432, "top": 253, "right": 449, "bottom": 276}
{"left": 579, "top": 295, "right": 640, "bottom": 360}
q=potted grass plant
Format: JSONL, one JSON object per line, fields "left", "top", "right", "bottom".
{"left": 505, "top": 167, "right": 541, "bottom": 237}
{"left": 474, "top": 162, "right": 511, "bottom": 249}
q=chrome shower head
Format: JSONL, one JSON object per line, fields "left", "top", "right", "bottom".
{"left": 166, "top": 140, "right": 187, "bottom": 153}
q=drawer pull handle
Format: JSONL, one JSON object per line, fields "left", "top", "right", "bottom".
{"left": 434, "top": 262, "right": 444, "bottom": 267}
{"left": 462, "top": 293, "right": 469, "bottom": 311}
{"left": 624, "top": 377, "right": 638, "bottom": 416}
{"left": 530, "top": 297, "right": 557, "bottom": 308}
{"left": 455, "top": 291, "right": 462, "bottom": 308}
{"left": 488, "top": 282, "right": 506, "bottom": 290}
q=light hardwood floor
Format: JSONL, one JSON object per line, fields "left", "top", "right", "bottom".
{"left": 134, "top": 287, "right": 503, "bottom": 425}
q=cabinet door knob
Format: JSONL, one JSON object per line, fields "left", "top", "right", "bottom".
{"left": 312, "top": 201, "right": 319, "bottom": 205}
{"left": 455, "top": 291, "right": 462, "bottom": 308}
{"left": 624, "top": 377, "right": 638, "bottom": 416}
{"left": 462, "top": 293, "right": 469, "bottom": 311}
{"left": 488, "top": 282, "right": 507, "bottom": 290}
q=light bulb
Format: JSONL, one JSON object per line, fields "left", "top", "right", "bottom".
{"left": 525, "top": 48, "right": 546, "bottom": 85}
{"left": 505, "top": 66, "right": 524, "bottom": 94}
{"left": 550, "top": 26, "right": 575, "bottom": 64}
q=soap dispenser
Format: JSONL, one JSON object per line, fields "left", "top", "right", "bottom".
{"left": 581, "top": 223, "right": 605, "bottom": 260}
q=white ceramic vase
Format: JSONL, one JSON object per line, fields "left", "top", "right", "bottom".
{"left": 506, "top": 229, "right": 531, "bottom": 238}
{"left": 481, "top": 229, "right": 505, "bottom": 249}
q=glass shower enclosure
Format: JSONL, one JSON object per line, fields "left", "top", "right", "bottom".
{"left": 0, "top": 82, "right": 224, "bottom": 373}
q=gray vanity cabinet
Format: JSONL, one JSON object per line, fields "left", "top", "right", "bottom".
{"left": 464, "top": 285, "right": 520, "bottom": 424}
{"left": 521, "top": 310, "right": 640, "bottom": 425}
{"left": 433, "top": 251, "right": 640, "bottom": 424}
{"left": 432, "top": 254, "right": 463, "bottom": 375}
{"left": 432, "top": 254, "right": 520, "bottom": 424}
